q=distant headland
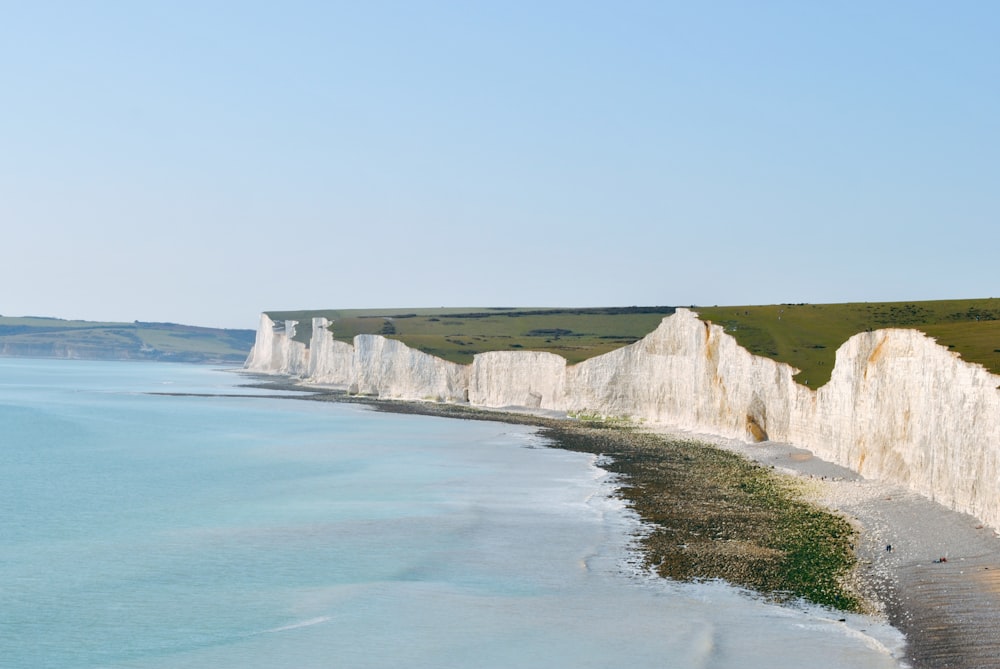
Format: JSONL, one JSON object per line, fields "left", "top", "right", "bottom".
{"left": 0, "top": 316, "right": 255, "bottom": 364}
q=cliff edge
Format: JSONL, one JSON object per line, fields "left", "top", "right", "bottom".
{"left": 244, "top": 309, "right": 1000, "bottom": 528}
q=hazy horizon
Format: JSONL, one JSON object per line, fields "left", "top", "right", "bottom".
{"left": 3, "top": 2, "right": 997, "bottom": 330}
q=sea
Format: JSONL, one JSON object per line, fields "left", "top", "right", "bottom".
{"left": 0, "top": 358, "right": 906, "bottom": 668}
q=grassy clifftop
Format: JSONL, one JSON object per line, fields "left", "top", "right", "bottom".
{"left": 267, "top": 298, "right": 1000, "bottom": 387}
{"left": 266, "top": 306, "right": 676, "bottom": 365}
{"left": 694, "top": 298, "right": 1000, "bottom": 386}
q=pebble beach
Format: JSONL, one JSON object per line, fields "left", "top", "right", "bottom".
{"left": 701, "top": 433, "right": 1000, "bottom": 669}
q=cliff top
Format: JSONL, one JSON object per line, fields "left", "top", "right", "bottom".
{"left": 696, "top": 298, "right": 1000, "bottom": 386}
{"left": 265, "top": 299, "right": 1000, "bottom": 384}
{"left": 264, "top": 306, "right": 676, "bottom": 365}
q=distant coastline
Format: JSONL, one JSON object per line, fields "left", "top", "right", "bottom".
{"left": 0, "top": 316, "right": 254, "bottom": 364}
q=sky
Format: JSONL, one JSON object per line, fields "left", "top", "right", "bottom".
{"left": 2, "top": 2, "right": 998, "bottom": 330}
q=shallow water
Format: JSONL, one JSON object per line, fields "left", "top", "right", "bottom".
{"left": 0, "top": 359, "right": 905, "bottom": 668}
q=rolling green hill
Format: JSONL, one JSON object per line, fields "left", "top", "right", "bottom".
{"left": 268, "top": 299, "right": 1000, "bottom": 386}
{"left": 0, "top": 317, "right": 255, "bottom": 364}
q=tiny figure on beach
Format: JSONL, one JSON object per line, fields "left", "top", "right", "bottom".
{"left": 933, "top": 557, "right": 948, "bottom": 563}
{"left": 886, "top": 544, "right": 893, "bottom": 552}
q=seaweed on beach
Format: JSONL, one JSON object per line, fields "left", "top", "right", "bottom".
{"left": 536, "top": 422, "right": 863, "bottom": 612}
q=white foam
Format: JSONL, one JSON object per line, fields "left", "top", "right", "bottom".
{"left": 262, "top": 616, "right": 331, "bottom": 634}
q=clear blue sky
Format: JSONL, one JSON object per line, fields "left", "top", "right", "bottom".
{"left": 2, "top": 1, "right": 997, "bottom": 329}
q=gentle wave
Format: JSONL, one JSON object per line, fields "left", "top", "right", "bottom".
{"left": 261, "top": 616, "right": 332, "bottom": 634}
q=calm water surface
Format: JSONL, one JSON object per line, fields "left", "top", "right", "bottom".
{"left": 0, "top": 359, "right": 904, "bottom": 668}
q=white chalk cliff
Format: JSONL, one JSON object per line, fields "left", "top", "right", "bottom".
{"left": 244, "top": 315, "right": 310, "bottom": 377}
{"left": 245, "top": 310, "right": 1000, "bottom": 528}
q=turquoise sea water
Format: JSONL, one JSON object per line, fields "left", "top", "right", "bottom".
{"left": 0, "top": 359, "right": 904, "bottom": 668}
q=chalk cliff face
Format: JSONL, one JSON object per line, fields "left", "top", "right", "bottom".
{"left": 565, "top": 315, "right": 807, "bottom": 442}
{"left": 244, "top": 313, "right": 310, "bottom": 377}
{"left": 350, "top": 335, "right": 469, "bottom": 402}
{"left": 469, "top": 351, "right": 567, "bottom": 409}
{"left": 307, "top": 318, "right": 355, "bottom": 385}
{"left": 807, "top": 330, "right": 1000, "bottom": 524}
{"left": 244, "top": 308, "right": 1000, "bottom": 528}
{"left": 246, "top": 316, "right": 467, "bottom": 401}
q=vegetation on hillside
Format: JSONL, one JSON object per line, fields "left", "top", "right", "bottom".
{"left": 0, "top": 317, "right": 255, "bottom": 364}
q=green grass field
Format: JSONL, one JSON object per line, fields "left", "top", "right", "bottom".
{"left": 269, "top": 298, "right": 1000, "bottom": 386}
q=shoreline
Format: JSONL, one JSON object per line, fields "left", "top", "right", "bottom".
{"left": 237, "top": 376, "right": 1000, "bottom": 668}
{"left": 691, "top": 432, "right": 1000, "bottom": 668}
